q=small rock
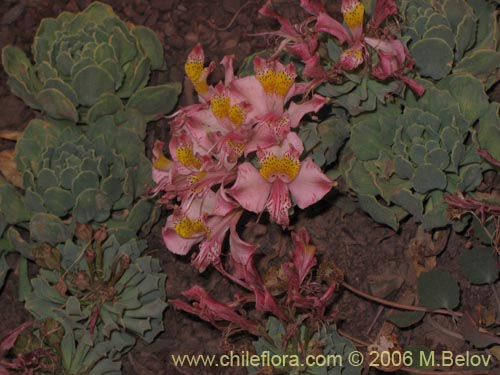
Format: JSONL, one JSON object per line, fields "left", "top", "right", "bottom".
{"left": 163, "top": 22, "right": 177, "bottom": 37}
{"left": 76, "top": 0, "right": 92, "bottom": 10}
{"left": 236, "top": 41, "right": 251, "bottom": 57}
{"left": 64, "top": 0, "right": 80, "bottom": 13}
{"left": 169, "top": 35, "right": 184, "bottom": 49}
{"left": 134, "top": 0, "right": 147, "bottom": 15}
{"left": 145, "top": 9, "right": 159, "bottom": 28}
{"left": 184, "top": 31, "right": 199, "bottom": 45}
{"left": 0, "top": 95, "right": 29, "bottom": 128}
{"left": 0, "top": 27, "right": 14, "bottom": 51}
{"left": 1, "top": 3, "right": 25, "bottom": 25}
{"left": 222, "top": 35, "right": 239, "bottom": 52}
{"left": 237, "top": 13, "right": 251, "bottom": 26}
{"left": 151, "top": 0, "right": 175, "bottom": 12}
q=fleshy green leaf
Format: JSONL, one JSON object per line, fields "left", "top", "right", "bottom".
{"left": 30, "top": 212, "right": 70, "bottom": 245}
{"left": 126, "top": 83, "right": 181, "bottom": 120}
{"left": 73, "top": 188, "right": 111, "bottom": 223}
{"left": 417, "top": 269, "right": 460, "bottom": 310}
{"left": 132, "top": 26, "right": 164, "bottom": 70}
{"left": 36, "top": 88, "right": 78, "bottom": 122}
{"left": 411, "top": 38, "right": 453, "bottom": 80}
{"left": 459, "top": 246, "right": 499, "bottom": 285}
{"left": 71, "top": 65, "right": 115, "bottom": 106}
{"left": 388, "top": 311, "right": 425, "bottom": 328}
{"left": 412, "top": 164, "right": 447, "bottom": 193}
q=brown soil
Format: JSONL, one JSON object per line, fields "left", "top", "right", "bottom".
{"left": 1, "top": 1, "right": 499, "bottom": 375}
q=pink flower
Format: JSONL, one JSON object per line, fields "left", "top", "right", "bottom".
{"left": 216, "top": 256, "right": 289, "bottom": 322}
{"left": 281, "top": 228, "right": 337, "bottom": 317}
{"left": 229, "top": 134, "right": 333, "bottom": 227}
{"left": 365, "top": 37, "right": 425, "bottom": 96}
{"left": 230, "top": 56, "right": 300, "bottom": 117}
{"left": 290, "top": 228, "right": 317, "bottom": 285}
{"left": 162, "top": 190, "right": 254, "bottom": 271}
{"left": 258, "top": 1, "right": 319, "bottom": 63}
{"left": 230, "top": 57, "right": 326, "bottom": 151}
{"left": 171, "top": 285, "right": 261, "bottom": 335}
{"left": 184, "top": 43, "right": 215, "bottom": 100}
{"left": 151, "top": 140, "right": 172, "bottom": 188}
{"left": 369, "top": 0, "right": 399, "bottom": 30}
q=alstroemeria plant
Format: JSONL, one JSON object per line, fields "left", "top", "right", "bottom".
{"left": 152, "top": 44, "right": 334, "bottom": 271}
{"left": 171, "top": 228, "right": 339, "bottom": 337}
{"left": 259, "top": 0, "right": 424, "bottom": 101}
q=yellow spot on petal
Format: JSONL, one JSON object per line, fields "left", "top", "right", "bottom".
{"left": 185, "top": 61, "right": 209, "bottom": 95}
{"left": 343, "top": 1, "right": 364, "bottom": 30}
{"left": 176, "top": 146, "right": 202, "bottom": 169}
{"left": 174, "top": 217, "right": 210, "bottom": 239}
{"left": 194, "top": 81, "right": 209, "bottom": 95}
{"left": 228, "top": 104, "right": 246, "bottom": 126}
{"left": 185, "top": 61, "right": 204, "bottom": 83}
{"left": 187, "top": 170, "right": 207, "bottom": 185}
{"left": 210, "top": 94, "right": 230, "bottom": 119}
{"left": 153, "top": 152, "right": 172, "bottom": 171}
{"left": 273, "top": 70, "right": 294, "bottom": 97}
{"left": 340, "top": 46, "right": 364, "bottom": 69}
{"left": 256, "top": 68, "right": 295, "bottom": 97}
{"left": 256, "top": 68, "right": 275, "bottom": 94}
{"left": 259, "top": 154, "right": 300, "bottom": 182}
{"left": 226, "top": 140, "right": 245, "bottom": 157}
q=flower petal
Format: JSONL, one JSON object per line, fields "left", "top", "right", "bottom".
{"left": 300, "top": 0, "right": 326, "bottom": 15}
{"left": 229, "top": 162, "right": 271, "bottom": 214}
{"left": 400, "top": 75, "right": 426, "bottom": 97}
{"left": 266, "top": 178, "right": 292, "bottom": 226}
{"left": 315, "top": 12, "right": 351, "bottom": 44}
{"left": 220, "top": 54, "right": 235, "bottom": 85}
{"left": 162, "top": 225, "right": 201, "bottom": 256}
{"left": 287, "top": 94, "right": 327, "bottom": 128}
{"left": 230, "top": 76, "right": 269, "bottom": 119}
{"left": 365, "top": 37, "right": 405, "bottom": 78}
{"left": 245, "top": 121, "right": 280, "bottom": 155}
{"left": 291, "top": 228, "right": 317, "bottom": 285}
{"left": 289, "top": 158, "right": 334, "bottom": 208}
{"left": 229, "top": 228, "right": 255, "bottom": 265}
{"left": 303, "top": 54, "right": 327, "bottom": 79}
{"left": 339, "top": 44, "right": 364, "bottom": 70}
{"left": 370, "top": 0, "right": 398, "bottom": 29}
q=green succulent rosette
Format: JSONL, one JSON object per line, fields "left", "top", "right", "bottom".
{"left": 338, "top": 76, "right": 491, "bottom": 230}
{"left": 25, "top": 235, "right": 167, "bottom": 346}
{"left": 1, "top": 1, "right": 180, "bottom": 136}
{"left": 398, "top": 0, "right": 500, "bottom": 87}
{"left": 249, "top": 317, "right": 361, "bottom": 375}
{"left": 7, "top": 118, "right": 157, "bottom": 247}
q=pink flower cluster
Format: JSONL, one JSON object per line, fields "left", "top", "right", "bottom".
{"left": 151, "top": 44, "right": 334, "bottom": 271}
{"left": 259, "top": 0, "right": 425, "bottom": 96}
{"left": 171, "top": 228, "right": 337, "bottom": 336}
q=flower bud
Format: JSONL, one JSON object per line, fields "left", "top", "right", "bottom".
{"left": 70, "top": 271, "right": 90, "bottom": 291}
{"left": 13, "top": 332, "right": 38, "bottom": 355}
{"left": 33, "top": 243, "right": 61, "bottom": 270}
{"left": 40, "top": 319, "right": 65, "bottom": 348}
{"left": 75, "top": 222, "right": 93, "bottom": 243}
{"left": 85, "top": 248, "right": 96, "bottom": 264}
{"left": 94, "top": 226, "right": 107, "bottom": 245}
{"left": 120, "top": 254, "right": 131, "bottom": 270}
